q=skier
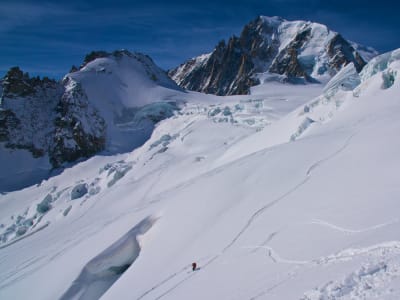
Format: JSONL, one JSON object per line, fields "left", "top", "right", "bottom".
{"left": 192, "top": 262, "right": 197, "bottom": 271}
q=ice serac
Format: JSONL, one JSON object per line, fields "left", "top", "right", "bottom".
{"left": 322, "top": 63, "right": 361, "bottom": 96}
{"left": 358, "top": 48, "right": 400, "bottom": 83}
{"left": 169, "top": 16, "right": 377, "bottom": 95}
{"left": 0, "top": 50, "right": 183, "bottom": 191}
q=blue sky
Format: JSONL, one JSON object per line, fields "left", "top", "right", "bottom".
{"left": 1, "top": 0, "right": 399, "bottom": 79}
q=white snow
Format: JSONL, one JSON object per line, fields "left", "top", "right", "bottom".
{"left": 1, "top": 48, "right": 400, "bottom": 300}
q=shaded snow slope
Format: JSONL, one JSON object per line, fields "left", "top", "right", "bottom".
{"left": 60, "top": 216, "right": 156, "bottom": 300}
{"left": 0, "top": 49, "right": 400, "bottom": 300}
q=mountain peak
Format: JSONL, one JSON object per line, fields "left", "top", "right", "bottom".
{"left": 169, "top": 16, "right": 378, "bottom": 95}
{"left": 0, "top": 50, "right": 182, "bottom": 190}
{"left": 258, "top": 15, "right": 285, "bottom": 26}
{"left": 80, "top": 50, "right": 154, "bottom": 70}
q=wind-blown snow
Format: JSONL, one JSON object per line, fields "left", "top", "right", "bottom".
{"left": 1, "top": 48, "right": 400, "bottom": 300}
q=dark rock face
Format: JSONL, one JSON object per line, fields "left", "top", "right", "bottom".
{"left": 269, "top": 28, "right": 311, "bottom": 80}
{"left": 2, "top": 67, "right": 56, "bottom": 98}
{"left": 50, "top": 78, "right": 106, "bottom": 167}
{"left": 169, "top": 16, "right": 374, "bottom": 95}
{"left": 173, "top": 39, "right": 258, "bottom": 95}
{"left": 327, "top": 34, "right": 366, "bottom": 73}
{"left": 169, "top": 17, "right": 281, "bottom": 95}
{"left": 0, "top": 109, "right": 19, "bottom": 143}
{"left": 0, "top": 67, "right": 106, "bottom": 168}
{"left": 0, "top": 68, "right": 62, "bottom": 158}
{"left": 2, "top": 67, "right": 35, "bottom": 97}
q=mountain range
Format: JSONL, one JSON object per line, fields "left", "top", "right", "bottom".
{"left": 1, "top": 15, "right": 400, "bottom": 300}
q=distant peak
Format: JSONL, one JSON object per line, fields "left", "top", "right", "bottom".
{"left": 81, "top": 50, "right": 129, "bottom": 67}
{"left": 258, "top": 15, "right": 285, "bottom": 25}
{"left": 80, "top": 50, "right": 153, "bottom": 69}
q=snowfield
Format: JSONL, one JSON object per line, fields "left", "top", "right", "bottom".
{"left": 1, "top": 49, "right": 400, "bottom": 300}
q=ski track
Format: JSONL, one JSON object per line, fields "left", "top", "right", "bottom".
{"left": 249, "top": 269, "right": 299, "bottom": 300}
{"left": 250, "top": 231, "right": 280, "bottom": 254}
{"left": 153, "top": 255, "right": 220, "bottom": 300}
{"left": 247, "top": 241, "right": 400, "bottom": 267}
{"left": 0, "top": 224, "right": 101, "bottom": 290}
{"left": 223, "top": 132, "right": 356, "bottom": 254}
{"left": 0, "top": 221, "right": 50, "bottom": 250}
{"left": 136, "top": 255, "right": 219, "bottom": 300}
{"left": 145, "top": 148, "right": 271, "bottom": 209}
{"left": 222, "top": 177, "right": 309, "bottom": 254}
{"left": 134, "top": 133, "right": 357, "bottom": 300}
{"left": 0, "top": 255, "right": 47, "bottom": 289}
{"left": 0, "top": 212, "right": 135, "bottom": 291}
{"left": 244, "top": 245, "right": 309, "bottom": 265}
{"left": 307, "top": 218, "right": 399, "bottom": 234}
{"left": 305, "top": 133, "right": 355, "bottom": 176}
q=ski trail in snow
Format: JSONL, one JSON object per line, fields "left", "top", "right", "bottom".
{"left": 308, "top": 218, "right": 399, "bottom": 234}
{"left": 0, "top": 221, "right": 50, "bottom": 250}
{"left": 153, "top": 255, "right": 220, "bottom": 300}
{"left": 249, "top": 269, "right": 299, "bottom": 300}
{"left": 0, "top": 255, "right": 48, "bottom": 289}
{"left": 136, "top": 254, "right": 219, "bottom": 300}
{"left": 245, "top": 246, "right": 309, "bottom": 265}
{"left": 248, "top": 241, "right": 400, "bottom": 267}
{"left": 222, "top": 177, "right": 309, "bottom": 253}
{"left": 265, "top": 247, "right": 309, "bottom": 265}
{"left": 136, "top": 266, "right": 189, "bottom": 300}
{"left": 306, "top": 132, "right": 356, "bottom": 176}
{"left": 153, "top": 273, "right": 197, "bottom": 300}
{"left": 250, "top": 231, "right": 280, "bottom": 254}
{"left": 122, "top": 133, "right": 358, "bottom": 300}
{"left": 145, "top": 147, "right": 273, "bottom": 208}
{"left": 222, "top": 133, "right": 356, "bottom": 254}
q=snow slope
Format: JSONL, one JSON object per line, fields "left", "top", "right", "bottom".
{"left": 1, "top": 49, "right": 400, "bottom": 300}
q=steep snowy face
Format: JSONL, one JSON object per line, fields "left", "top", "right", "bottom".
{"left": 0, "top": 51, "right": 183, "bottom": 191}
{"left": 66, "top": 50, "right": 183, "bottom": 154}
{"left": 169, "top": 16, "right": 377, "bottom": 95}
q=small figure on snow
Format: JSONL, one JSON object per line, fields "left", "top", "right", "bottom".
{"left": 192, "top": 262, "right": 197, "bottom": 271}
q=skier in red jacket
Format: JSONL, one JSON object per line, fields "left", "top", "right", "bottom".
{"left": 192, "top": 262, "right": 197, "bottom": 271}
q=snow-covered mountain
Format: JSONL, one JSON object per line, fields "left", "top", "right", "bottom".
{"left": 169, "top": 16, "right": 378, "bottom": 95}
{"left": 0, "top": 50, "right": 183, "bottom": 191}
{"left": 1, "top": 46, "right": 400, "bottom": 300}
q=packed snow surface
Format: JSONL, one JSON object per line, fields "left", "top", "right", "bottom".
{"left": 1, "top": 49, "right": 400, "bottom": 300}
